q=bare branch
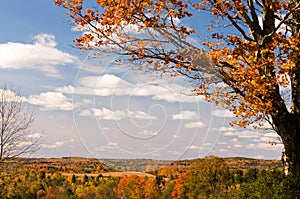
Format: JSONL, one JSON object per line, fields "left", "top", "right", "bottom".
{"left": 0, "top": 85, "right": 39, "bottom": 161}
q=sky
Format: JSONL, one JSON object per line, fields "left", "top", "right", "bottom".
{"left": 0, "top": 0, "right": 283, "bottom": 160}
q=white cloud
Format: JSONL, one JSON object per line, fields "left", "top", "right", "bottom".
{"left": 55, "top": 85, "right": 75, "bottom": 94}
{"left": 217, "top": 126, "right": 237, "bottom": 131}
{"left": 0, "top": 33, "right": 78, "bottom": 78}
{"left": 29, "top": 92, "right": 73, "bottom": 111}
{"left": 80, "top": 107, "right": 156, "bottom": 121}
{"left": 224, "top": 130, "right": 281, "bottom": 144}
{"left": 85, "top": 108, "right": 126, "bottom": 120}
{"left": 78, "top": 109, "right": 92, "bottom": 117}
{"left": 246, "top": 142, "right": 283, "bottom": 151}
{"left": 223, "top": 130, "right": 262, "bottom": 139}
{"left": 95, "top": 145, "right": 114, "bottom": 152}
{"left": 219, "top": 148, "right": 229, "bottom": 153}
{"left": 212, "top": 109, "right": 235, "bottom": 118}
{"left": 217, "top": 141, "right": 228, "bottom": 145}
{"left": 233, "top": 144, "right": 243, "bottom": 148}
{"left": 172, "top": 111, "right": 199, "bottom": 120}
{"left": 252, "top": 155, "right": 265, "bottom": 159}
{"left": 184, "top": 121, "right": 206, "bottom": 128}
{"left": 57, "top": 74, "right": 205, "bottom": 103}
{"left": 41, "top": 139, "right": 73, "bottom": 149}
{"left": 95, "top": 142, "right": 117, "bottom": 152}
{"left": 58, "top": 75, "right": 133, "bottom": 96}
{"left": 138, "top": 130, "right": 158, "bottom": 136}
{"left": 187, "top": 145, "right": 201, "bottom": 150}
{"left": 263, "top": 132, "right": 279, "bottom": 138}
{"left": 108, "top": 142, "right": 117, "bottom": 146}
{"left": 257, "top": 132, "right": 281, "bottom": 142}
{"left": 237, "top": 131, "right": 262, "bottom": 139}
{"left": 28, "top": 133, "right": 43, "bottom": 138}
{"left": 129, "top": 111, "right": 157, "bottom": 120}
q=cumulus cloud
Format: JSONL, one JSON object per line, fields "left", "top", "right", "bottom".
{"left": 28, "top": 133, "right": 43, "bottom": 138}
{"left": 224, "top": 130, "right": 280, "bottom": 142}
{"left": 57, "top": 75, "right": 132, "bottom": 96}
{"left": 223, "top": 130, "right": 262, "bottom": 139}
{"left": 41, "top": 139, "right": 74, "bottom": 149}
{"left": 186, "top": 143, "right": 211, "bottom": 150}
{"left": 184, "top": 121, "right": 206, "bottom": 129}
{"left": 138, "top": 130, "right": 158, "bottom": 136}
{"left": 246, "top": 142, "right": 282, "bottom": 151}
{"left": 57, "top": 74, "right": 205, "bottom": 103}
{"left": 95, "top": 142, "right": 118, "bottom": 152}
{"left": 233, "top": 144, "right": 243, "bottom": 148}
{"left": 28, "top": 92, "right": 73, "bottom": 111}
{"left": 186, "top": 145, "right": 201, "bottom": 150}
{"left": 172, "top": 111, "right": 199, "bottom": 120}
{"left": 80, "top": 107, "right": 157, "bottom": 121}
{"left": 212, "top": 109, "right": 235, "bottom": 118}
{"left": 55, "top": 85, "right": 75, "bottom": 94}
{"left": 0, "top": 33, "right": 78, "bottom": 78}
{"left": 214, "top": 126, "right": 237, "bottom": 131}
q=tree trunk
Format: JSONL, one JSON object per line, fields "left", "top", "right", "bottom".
{"left": 271, "top": 107, "right": 300, "bottom": 176}
{"left": 285, "top": 0, "right": 300, "bottom": 177}
{"left": 281, "top": 123, "right": 300, "bottom": 176}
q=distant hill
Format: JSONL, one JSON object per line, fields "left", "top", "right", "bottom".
{"left": 100, "top": 159, "right": 173, "bottom": 172}
{"left": 101, "top": 157, "right": 282, "bottom": 172}
{"left": 165, "top": 157, "right": 282, "bottom": 172}
{"left": 4, "top": 156, "right": 282, "bottom": 173}
{"left": 7, "top": 157, "right": 115, "bottom": 173}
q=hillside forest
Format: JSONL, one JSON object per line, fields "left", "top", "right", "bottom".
{"left": 1, "top": 156, "right": 299, "bottom": 199}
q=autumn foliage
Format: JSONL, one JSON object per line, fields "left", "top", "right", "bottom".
{"left": 1, "top": 156, "right": 295, "bottom": 198}
{"left": 55, "top": 0, "right": 300, "bottom": 178}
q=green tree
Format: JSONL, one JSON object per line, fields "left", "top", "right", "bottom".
{"left": 237, "top": 169, "right": 284, "bottom": 199}
{"left": 71, "top": 174, "right": 77, "bottom": 184}
{"left": 83, "top": 174, "right": 88, "bottom": 184}
{"left": 161, "top": 181, "right": 175, "bottom": 199}
{"left": 96, "top": 178, "right": 119, "bottom": 199}
{"left": 174, "top": 156, "right": 233, "bottom": 198}
{"left": 244, "top": 168, "right": 258, "bottom": 183}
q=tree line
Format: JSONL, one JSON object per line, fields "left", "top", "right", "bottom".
{"left": 1, "top": 156, "right": 298, "bottom": 198}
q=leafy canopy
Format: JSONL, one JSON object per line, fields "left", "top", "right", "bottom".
{"left": 54, "top": 0, "right": 299, "bottom": 130}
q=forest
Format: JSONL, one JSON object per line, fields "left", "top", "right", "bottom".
{"left": 0, "top": 156, "right": 298, "bottom": 198}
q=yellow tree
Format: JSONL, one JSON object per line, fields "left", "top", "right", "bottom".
{"left": 172, "top": 156, "right": 232, "bottom": 198}
{"left": 55, "top": 0, "right": 300, "bottom": 178}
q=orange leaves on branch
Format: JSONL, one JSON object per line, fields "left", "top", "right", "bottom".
{"left": 203, "top": 24, "right": 295, "bottom": 128}
{"left": 55, "top": 0, "right": 296, "bottom": 130}
{"left": 54, "top": 0, "right": 63, "bottom": 6}
{"left": 55, "top": 0, "right": 195, "bottom": 57}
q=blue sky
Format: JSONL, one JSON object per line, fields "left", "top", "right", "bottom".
{"left": 0, "top": 1, "right": 283, "bottom": 160}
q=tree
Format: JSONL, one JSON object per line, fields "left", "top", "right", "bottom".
{"left": 55, "top": 0, "right": 300, "bottom": 179}
{"left": 0, "top": 85, "right": 39, "bottom": 161}
{"left": 172, "top": 156, "right": 232, "bottom": 198}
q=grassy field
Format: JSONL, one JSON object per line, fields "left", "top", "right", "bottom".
{"left": 62, "top": 171, "right": 155, "bottom": 178}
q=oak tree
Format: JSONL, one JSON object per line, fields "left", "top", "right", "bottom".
{"left": 55, "top": 0, "right": 300, "bottom": 180}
